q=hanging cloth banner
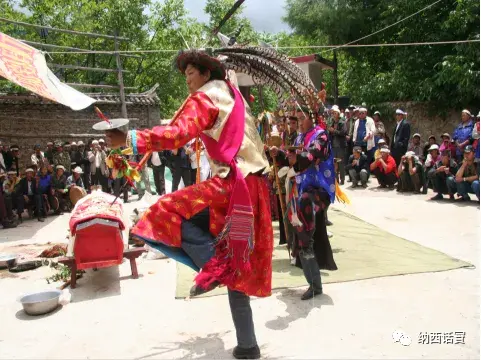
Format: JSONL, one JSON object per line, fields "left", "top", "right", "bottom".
{"left": 0, "top": 32, "right": 96, "bottom": 111}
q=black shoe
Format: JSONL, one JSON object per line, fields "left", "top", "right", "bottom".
{"left": 301, "top": 287, "right": 323, "bottom": 300}
{"left": 37, "top": 217, "right": 44, "bottom": 222}
{"left": 361, "top": 182, "right": 368, "bottom": 188}
{"left": 189, "top": 281, "right": 220, "bottom": 297}
{"left": 233, "top": 345, "right": 260, "bottom": 359}
{"left": 2, "top": 220, "right": 18, "bottom": 229}
{"left": 325, "top": 220, "right": 333, "bottom": 226}
{"left": 17, "top": 215, "right": 23, "bottom": 224}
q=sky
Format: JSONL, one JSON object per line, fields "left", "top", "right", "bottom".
{"left": 183, "top": 0, "right": 291, "bottom": 33}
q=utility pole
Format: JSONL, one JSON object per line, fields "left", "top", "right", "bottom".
{"left": 333, "top": 49, "right": 339, "bottom": 104}
{"left": 115, "top": 31, "right": 128, "bottom": 118}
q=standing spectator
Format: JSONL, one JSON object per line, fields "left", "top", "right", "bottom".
{"left": 327, "top": 106, "right": 347, "bottom": 184}
{"left": 53, "top": 141, "right": 71, "bottom": 178}
{"left": 15, "top": 168, "right": 44, "bottom": 222}
{"left": 370, "top": 147, "right": 398, "bottom": 189}
{"left": 286, "top": 116, "right": 299, "bottom": 147}
{"left": 430, "top": 150, "right": 458, "bottom": 201}
{"left": 345, "top": 146, "right": 370, "bottom": 188}
{"left": 344, "top": 108, "right": 355, "bottom": 166}
{"left": 372, "top": 111, "right": 386, "bottom": 144}
{"left": 44, "top": 141, "right": 54, "bottom": 164}
{"left": 0, "top": 175, "right": 17, "bottom": 229}
{"left": 397, "top": 152, "right": 424, "bottom": 194}
{"left": 471, "top": 112, "right": 480, "bottom": 162}
{"left": 423, "top": 135, "right": 437, "bottom": 159}
{"left": 0, "top": 141, "right": 6, "bottom": 176}
{"left": 70, "top": 142, "right": 82, "bottom": 173}
{"left": 391, "top": 109, "right": 411, "bottom": 166}
{"left": 408, "top": 133, "right": 424, "bottom": 160}
{"left": 88, "top": 140, "right": 109, "bottom": 192}
{"left": 171, "top": 147, "right": 192, "bottom": 192}
{"left": 7, "top": 145, "right": 20, "bottom": 176}
{"left": 452, "top": 145, "right": 479, "bottom": 201}
{"left": 31, "top": 144, "right": 49, "bottom": 169}
{"left": 77, "top": 141, "right": 90, "bottom": 192}
{"left": 150, "top": 150, "right": 166, "bottom": 196}
{"left": 452, "top": 109, "right": 474, "bottom": 162}
{"left": 352, "top": 107, "right": 376, "bottom": 162}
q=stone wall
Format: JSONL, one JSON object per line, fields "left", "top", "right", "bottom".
{"left": 376, "top": 102, "right": 469, "bottom": 143}
{"left": 0, "top": 102, "right": 161, "bottom": 170}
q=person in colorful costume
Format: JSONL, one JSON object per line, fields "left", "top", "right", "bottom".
{"left": 105, "top": 50, "right": 272, "bottom": 360}
{"left": 270, "top": 107, "right": 339, "bottom": 301}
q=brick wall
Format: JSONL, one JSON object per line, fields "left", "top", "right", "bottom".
{"left": 376, "top": 102, "right": 470, "bottom": 143}
{"left": 0, "top": 102, "right": 161, "bottom": 170}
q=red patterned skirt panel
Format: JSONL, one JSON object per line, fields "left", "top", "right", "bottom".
{"left": 131, "top": 174, "right": 274, "bottom": 297}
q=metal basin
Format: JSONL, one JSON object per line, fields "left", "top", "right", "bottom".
{"left": 0, "top": 253, "right": 17, "bottom": 269}
{"left": 19, "top": 290, "right": 62, "bottom": 316}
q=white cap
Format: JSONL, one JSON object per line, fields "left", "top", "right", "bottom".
{"left": 380, "top": 148, "right": 390, "bottom": 153}
{"left": 92, "top": 140, "right": 99, "bottom": 145}
{"left": 462, "top": 109, "right": 472, "bottom": 116}
{"left": 25, "top": 168, "right": 34, "bottom": 173}
{"left": 378, "top": 139, "right": 386, "bottom": 144}
{"left": 331, "top": 105, "right": 340, "bottom": 113}
{"left": 73, "top": 166, "right": 83, "bottom": 174}
{"left": 71, "top": 142, "right": 77, "bottom": 146}
{"left": 373, "top": 111, "right": 381, "bottom": 116}
{"left": 99, "top": 139, "right": 105, "bottom": 143}
{"left": 413, "top": 133, "right": 421, "bottom": 138}
{"left": 344, "top": 108, "right": 350, "bottom": 113}
{"left": 359, "top": 107, "right": 367, "bottom": 112}
{"left": 77, "top": 141, "right": 85, "bottom": 146}
{"left": 405, "top": 151, "right": 416, "bottom": 157}
{"left": 428, "top": 144, "right": 440, "bottom": 151}
{"left": 56, "top": 165, "right": 65, "bottom": 171}
{"left": 396, "top": 109, "right": 406, "bottom": 115}
{"left": 7, "top": 170, "right": 16, "bottom": 175}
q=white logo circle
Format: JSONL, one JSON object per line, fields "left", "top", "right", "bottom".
{"left": 400, "top": 335, "right": 412, "bottom": 346}
{"left": 329, "top": 184, "right": 336, "bottom": 193}
{"left": 324, "top": 169, "right": 331, "bottom": 178}
{"left": 392, "top": 330, "right": 405, "bottom": 343}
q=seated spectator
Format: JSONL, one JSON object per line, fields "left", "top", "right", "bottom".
{"left": 2, "top": 170, "right": 20, "bottom": 223}
{"left": 423, "top": 135, "right": 437, "bottom": 159}
{"left": 408, "top": 133, "right": 424, "bottom": 161}
{"left": 430, "top": 150, "right": 458, "bottom": 201}
{"left": 37, "top": 165, "right": 53, "bottom": 214}
{"left": 397, "top": 152, "right": 424, "bottom": 193}
{"left": 0, "top": 174, "right": 17, "bottom": 229}
{"left": 15, "top": 168, "right": 44, "bottom": 222}
{"left": 452, "top": 145, "right": 479, "bottom": 201}
{"left": 345, "top": 146, "right": 369, "bottom": 188}
{"left": 439, "top": 133, "right": 456, "bottom": 159}
{"left": 423, "top": 144, "right": 441, "bottom": 193}
{"left": 370, "top": 147, "right": 398, "bottom": 189}
{"left": 373, "top": 138, "right": 387, "bottom": 160}
{"left": 67, "top": 167, "right": 85, "bottom": 188}
{"left": 52, "top": 165, "right": 68, "bottom": 213}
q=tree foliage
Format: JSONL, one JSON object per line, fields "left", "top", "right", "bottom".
{"left": 284, "top": 0, "right": 480, "bottom": 110}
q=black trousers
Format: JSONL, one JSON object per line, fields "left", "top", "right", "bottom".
{"left": 114, "top": 178, "right": 129, "bottom": 203}
{"left": 181, "top": 208, "right": 257, "bottom": 348}
{"left": 92, "top": 168, "right": 108, "bottom": 192}
{"left": 172, "top": 168, "right": 192, "bottom": 192}
{"left": 372, "top": 168, "right": 398, "bottom": 187}
{"left": 17, "top": 194, "right": 42, "bottom": 217}
{"left": 152, "top": 165, "right": 166, "bottom": 195}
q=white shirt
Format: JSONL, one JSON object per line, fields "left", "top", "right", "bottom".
{"left": 151, "top": 152, "right": 161, "bottom": 166}
{"left": 95, "top": 151, "right": 101, "bottom": 168}
{"left": 0, "top": 153, "right": 5, "bottom": 173}
{"left": 395, "top": 119, "right": 403, "bottom": 133}
{"left": 27, "top": 180, "right": 33, "bottom": 196}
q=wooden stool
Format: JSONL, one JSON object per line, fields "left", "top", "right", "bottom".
{"left": 58, "top": 247, "right": 146, "bottom": 289}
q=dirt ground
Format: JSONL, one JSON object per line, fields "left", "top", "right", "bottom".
{"left": 0, "top": 183, "right": 478, "bottom": 359}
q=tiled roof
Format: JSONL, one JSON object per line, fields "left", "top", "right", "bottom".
{"left": 0, "top": 84, "right": 160, "bottom": 106}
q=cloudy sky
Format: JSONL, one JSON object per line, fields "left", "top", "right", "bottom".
{"left": 183, "top": 0, "right": 291, "bottom": 33}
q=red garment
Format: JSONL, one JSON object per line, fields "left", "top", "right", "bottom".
{"left": 131, "top": 92, "right": 273, "bottom": 297}
{"left": 373, "top": 155, "right": 398, "bottom": 177}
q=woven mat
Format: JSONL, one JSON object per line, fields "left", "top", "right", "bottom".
{"left": 175, "top": 208, "right": 472, "bottom": 298}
